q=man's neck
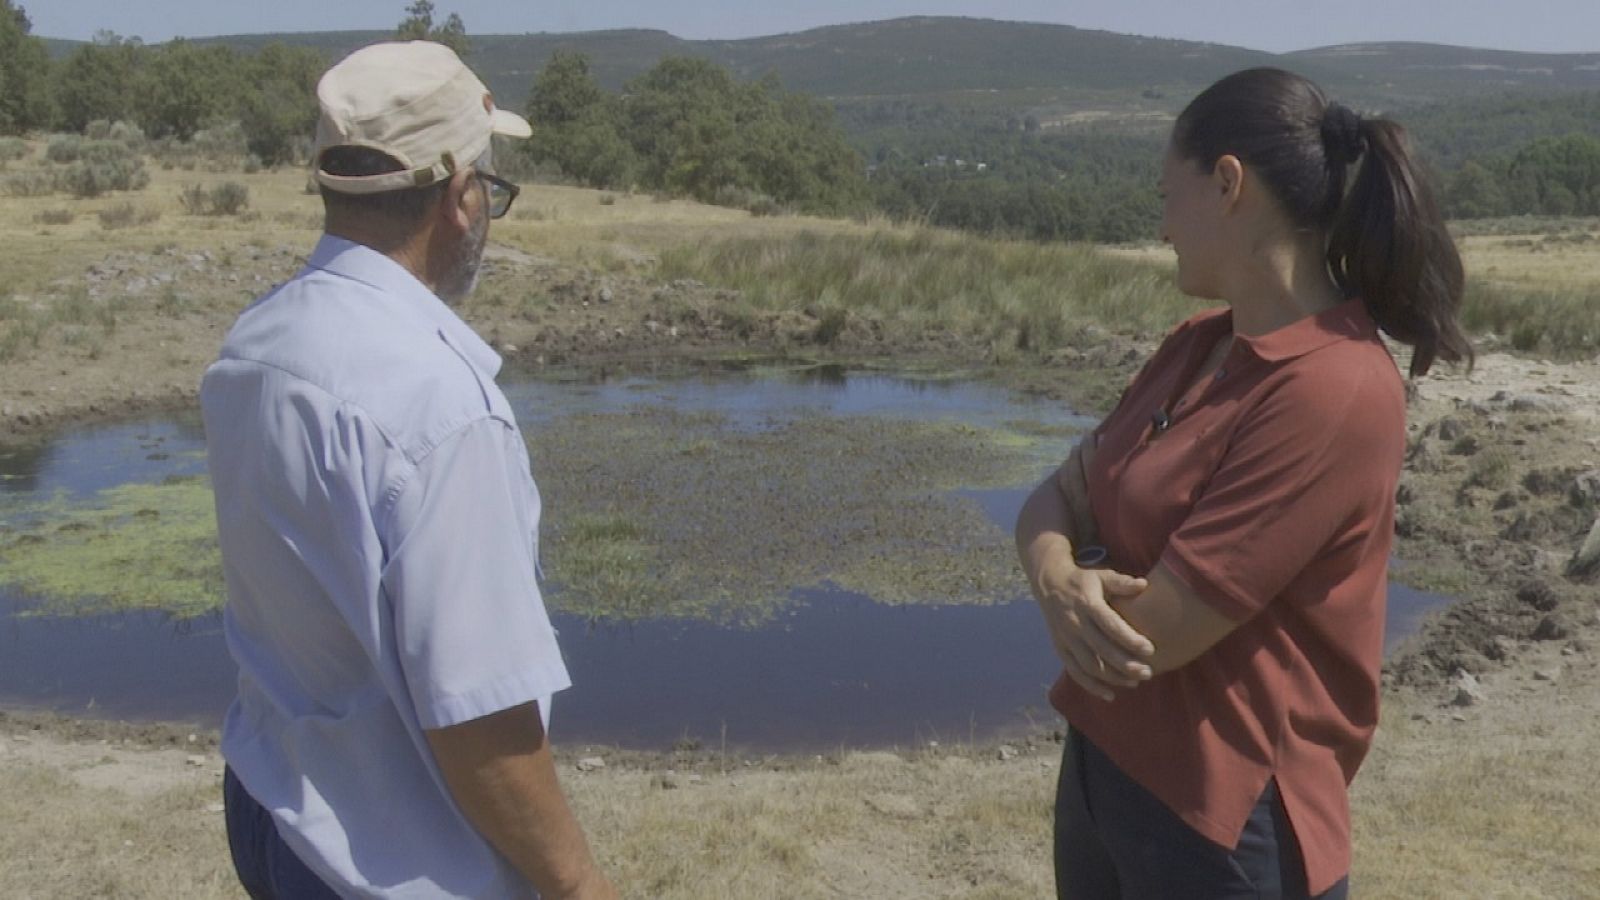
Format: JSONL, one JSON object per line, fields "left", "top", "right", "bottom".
{"left": 324, "top": 224, "right": 436, "bottom": 293}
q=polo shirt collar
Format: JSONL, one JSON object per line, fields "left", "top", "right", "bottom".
{"left": 1231, "top": 298, "right": 1375, "bottom": 364}
{"left": 306, "top": 234, "right": 503, "bottom": 378}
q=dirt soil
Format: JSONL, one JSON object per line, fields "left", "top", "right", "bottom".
{"left": 2, "top": 239, "right": 1598, "bottom": 897}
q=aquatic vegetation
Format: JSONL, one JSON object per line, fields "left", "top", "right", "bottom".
{"left": 533, "top": 409, "right": 1053, "bottom": 623}
{"left": 0, "top": 399, "right": 1065, "bottom": 624}
{"left": 0, "top": 477, "right": 221, "bottom": 618}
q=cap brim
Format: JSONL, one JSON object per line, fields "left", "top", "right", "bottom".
{"left": 491, "top": 109, "right": 533, "bottom": 139}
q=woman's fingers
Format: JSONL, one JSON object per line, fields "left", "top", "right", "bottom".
{"left": 1085, "top": 575, "right": 1155, "bottom": 659}
{"left": 1055, "top": 608, "right": 1146, "bottom": 688}
{"left": 1058, "top": 645, "right": 1115, "bottom": 702}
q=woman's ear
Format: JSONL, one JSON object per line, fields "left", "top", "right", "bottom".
{"left": 1213, "top": 154, "right": 1244, "bottom": 210}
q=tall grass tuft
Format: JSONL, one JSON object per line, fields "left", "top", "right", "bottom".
{"left": 97, "top": 203, "right": 160, "bottom": 230}
{"left": 657, "top": 229, "right": 1197, "bottom": 347}
{"left": 660, "top": 228, "right": 1600, "bottom": 361}
{"left": 1461, "top": 280, "right": 1600, "bottom": 359}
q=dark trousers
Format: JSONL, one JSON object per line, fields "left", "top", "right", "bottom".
{"left": 223, "top": 766, "right": 342, "bottom": 900}
{"left": 1054, "top": 730, "right": 1350, "bottom": 900}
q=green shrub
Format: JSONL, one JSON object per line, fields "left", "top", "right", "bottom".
{"left": 45, "top": 134, "right": 83, "bottom": 164}
{"left": 97, "top": 203, "right": 160, "bottom": 230}
{"left": 55, "top": 157, "right": 151, "bottom": 198}
{"left": 179, "top": 181, "right": 250, "bottom": 216}
{"left": 211, "top": 181, "right": 250, "bottom": 215}
{"left": 32, "top": 209, "right": 75, "bottom": 226}
{"left": 109, "top": 121, "right": 148, "bottom": 151}
{"left": 190, "top": 121, "right": 249, "bottom": 162}
{"left": 79, "top": 140, "right": 138, "bottom": 165}
{"left": 711, "top": 184, "right": 785, "bottom": 217}
{"left": 0, "top": 138, "right": 28, "bottom": 163}
{"left": 2, "top": 171, "right": 55, "bottom": 197}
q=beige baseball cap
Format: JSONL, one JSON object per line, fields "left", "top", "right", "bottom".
{"left": 313, "top": 41, "right": 532, "bottom": 195}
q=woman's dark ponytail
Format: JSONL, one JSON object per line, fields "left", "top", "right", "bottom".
{"left": 1326, "top": 115, "right": 1474, "bottom": 377}
{"left": 1174, "top": 68, "right": 1474, "bottom": 378}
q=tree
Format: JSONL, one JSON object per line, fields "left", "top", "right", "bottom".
{"left": 525, "top": 52, "right": 605, "bottom": 127}
{"left": 1444, "top": 160, "right": 1508, "bottom": 219}
{"left": 0, "top": 0, "right": 53, "bottom": 134}
{"left": 524, "top": 53, "right": 636, "bottom": 188}
{"left": 1508, "top": 134, "right": 1600, "bottom": 215}
{"left": 135, "top": 40, "right": 235, "bottom": 139}
{"left": 233, "top": 44, "right": 325, "bottom": 164}
{"left": 55, "top": 37, "right": 143, "bottom": 132}
{"left": 397, "top": 1, "right": 469, "bottom": 57}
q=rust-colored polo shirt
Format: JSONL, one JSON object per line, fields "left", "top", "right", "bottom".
{"left": 1049, "top": 299, "right": 1405, "bottom": 894}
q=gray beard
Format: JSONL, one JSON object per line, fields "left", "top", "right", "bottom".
{"left": 436, "top": 205, "right": 489, "bottom": 305}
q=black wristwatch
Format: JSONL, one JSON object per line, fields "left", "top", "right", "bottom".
{"left": 1075, "top": 545, "right": 1109, "bottom": 568}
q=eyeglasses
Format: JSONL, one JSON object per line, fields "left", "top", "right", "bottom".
{"left": 475, "top": 170, "right": 520, "bottom": 219}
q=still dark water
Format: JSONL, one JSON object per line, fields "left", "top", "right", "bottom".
{"left": 0, "top": 370, "right": 1452, "bottom": 751}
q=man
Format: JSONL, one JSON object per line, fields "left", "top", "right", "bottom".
{"left": 201, "top": 42, "right": 616, "bottom": 899}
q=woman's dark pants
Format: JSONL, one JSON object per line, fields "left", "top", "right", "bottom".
{"left": 223, "top": 766, "right": 342, "bottom": 900}
{"left": 1054, "top": 730, "right": 1350, "bottom": 900}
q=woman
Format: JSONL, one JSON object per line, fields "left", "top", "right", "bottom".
{"left": 1015, "top": 67, "right": 1472, "bottom": 900}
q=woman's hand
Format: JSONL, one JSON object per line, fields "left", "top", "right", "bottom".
{"left": 1016, "top": 435, "right": 1155, "bottom": 701}
{"left": 1032, "top": 547, "right": 1154, "bottom": 701}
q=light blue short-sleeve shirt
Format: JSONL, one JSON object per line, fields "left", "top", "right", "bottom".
{"left": 201, "top": 235, "right": 571, "bottom": 898}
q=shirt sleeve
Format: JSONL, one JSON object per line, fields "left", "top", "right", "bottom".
{"left": 381, "top": 417, "right": 571, "bottom": 730}
{"left": 1159, "top": 363, "right": 1403, "bottom": 623}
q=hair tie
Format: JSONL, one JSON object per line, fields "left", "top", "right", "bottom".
{"left": 1321, "top": 103, "right": 1366, "bottom": 166}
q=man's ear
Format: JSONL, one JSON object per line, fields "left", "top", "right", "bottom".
{"left": 438, "top": 166, "right": 478, "bottom": 235}
{"left": 1213, "top": 154, "right": 1244, "bottom": 211}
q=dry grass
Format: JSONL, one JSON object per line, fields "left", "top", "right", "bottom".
{"left": 0, "top": 141, "right": 321, "bottom": 292}
{"left": 8, "top": 674, "right": 1599, "bottom": 900}
{"left": 1352, "top": 681, "right": 1600, "bottom": 898}
{"left": 0, "top": 735, "right": 1056, "bottom": 900}
{"left": 0, "top": 746, "right": 236, "bottom": 899}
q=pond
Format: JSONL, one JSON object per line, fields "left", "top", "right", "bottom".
{"left": 0, "top": 368, "right": 1454, "bottom": 751}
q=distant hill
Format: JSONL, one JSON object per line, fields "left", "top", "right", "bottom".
{"left": 1289, "top": 42, "right": 1600, "bottom": 103}
{"left": 39, "top": 18, "right": 1600, "bottom": 120}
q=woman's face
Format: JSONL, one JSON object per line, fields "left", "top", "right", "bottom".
{"left": 1158, "top": 144, "right": 1226, "bottom": 300}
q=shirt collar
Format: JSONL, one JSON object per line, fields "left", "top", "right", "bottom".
{"left": 306, "top": 234, "right": 503, "bottom": 378}
{"left": 1230, "top": 298, "right": 1376, "bottom": 364}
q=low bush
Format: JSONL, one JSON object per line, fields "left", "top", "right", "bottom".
{"left": 711, "top": 184, "right": 785, "bottom": 217}
{"left": 191, "top": 122, "right": 250, "bottom": 163}
{"left": 79, "top": 140, "right": 139, "bottom": 166}
{"left": 55, "top": 157, "right": 151, "bottom": 198}
{"left": 2, "top": 171, "right": 55, "bottom": 197}
{"left": 32, "top": 209, "right": 75, "bottom": 226}
{"left": 111, "top": 122, "right": 148, "bottom": 149}
{"left": 98, "top": 203, "right": 161, "bottom": 230}
{"left": 179, "top": 181, "right": 250, "bottom": 216}
{"left": 45, "top": 134, "right": 83, "bottom": 164}
{"left": 0, "top": 138, "right": 29, "bottom": 164}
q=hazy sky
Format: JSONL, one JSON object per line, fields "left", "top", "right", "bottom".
{"left": 27, "top": 1, "right": 1600, "bottom": 55}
